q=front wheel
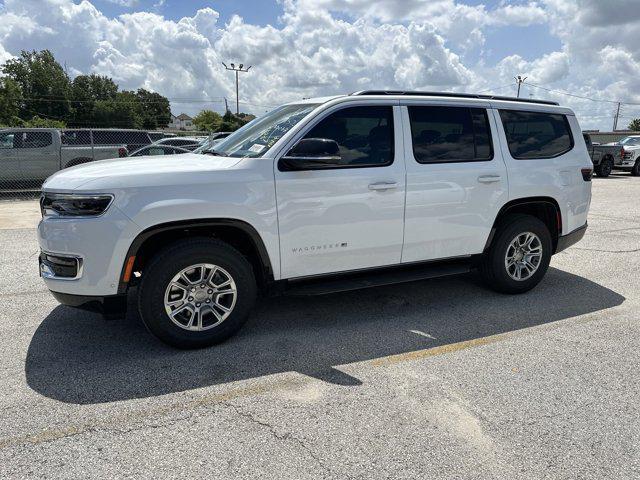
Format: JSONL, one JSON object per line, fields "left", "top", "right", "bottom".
{"left": 480, "top": 214, "right": 552, "bottom": 294}
{"left": 138, "top": 238, "right": 257, "bottom": 349}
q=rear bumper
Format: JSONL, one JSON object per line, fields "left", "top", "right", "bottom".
{"left": 555, "top": 223, "right": 587, "bottom": 254}
{"left": 50, "top": 291, "right": 127, "bottom": 319}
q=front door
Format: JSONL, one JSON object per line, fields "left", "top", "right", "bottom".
{"left": 18, "top": 130, "right": 59, "bottom": 185}
{"left": 275, "top": 104, "right": 406, "bottom": 279}
{"left": 400, "top": 103, "right": 508, "bottom": 263}
{"left": 0, "top": 131, "right": 20, "bottom": 187}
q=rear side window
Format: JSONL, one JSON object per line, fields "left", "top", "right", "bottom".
{"left": 62, "top": 130, "right": 91, "bottom": 145}
{"left": 408, "top": 106, "right": 493, "bottom": 163}
{"left": 499, "top": 110, "right": 573, "bottom": 159}
{"left": 304, "top": 105, "right": 395, "bottom": 167}
{"left": 20, "top": 131, "right": 53, "bottom": 149}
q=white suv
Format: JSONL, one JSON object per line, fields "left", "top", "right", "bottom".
{"left": 38, "top": 91, "right": 592, "bottom": 348}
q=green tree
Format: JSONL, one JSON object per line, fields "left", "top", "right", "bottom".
{"left": 23, "top": 116, "right": 66, "bottom": 128}
{"left": 2, "top": 50, "right": 71, "bottom": 122}
{"left": 193, "top": 109, "right": 222, "bottom": 131}
{"left": 92, "top": 96, "right": 137, "bottom": 128}
{"left": 0, "top": 77, "right": 21, "bottom": 125}
{"left": 127, "top": 88, "right": 171, "bottom": 129}
{"left": 628, "top": 118, "right": 640, "bottom": 131}
{"left": 70, "top": 74, "right": 118, "bottom": 126}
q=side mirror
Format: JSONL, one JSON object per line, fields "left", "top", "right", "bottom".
{"left": 279, "top": 138, "right": 341, "bottom": 171}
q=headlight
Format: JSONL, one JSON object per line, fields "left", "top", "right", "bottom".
{"left": 40, "top": 193, "right": 114, "bottom": 218}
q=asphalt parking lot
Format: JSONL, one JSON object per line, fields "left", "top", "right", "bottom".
{"left": 0, "top": 176, "right": 639, "bottom": 479}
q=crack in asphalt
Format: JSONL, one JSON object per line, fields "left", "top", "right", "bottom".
{"left": 222, "top": 402, "right": 342, "bottom": 479}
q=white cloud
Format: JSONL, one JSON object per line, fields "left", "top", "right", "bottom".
{"left": 0, "top": 0, "right": 639, "bottom": 129}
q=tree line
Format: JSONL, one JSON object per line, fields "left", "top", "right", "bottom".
{"left": 0, "top": 50, "right": 253, "bottom": 132}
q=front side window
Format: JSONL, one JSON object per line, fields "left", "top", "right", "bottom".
{"left": 20, "top": 131, "right": 53, "bottom": 149}
{"left": 0, "top": 132, "right": 15, "bottom": 149}
{"left": 408, "top": 106, "right": 493, "bottom": 163}
{"left": 207, "top": 103, "right": 319, "bottom": 158}
{"left": 500, "top": 110, "right": 573, "bottom": 159}
{"left": 620, "top": 137, "right": 640, "bottom": 146}
{"left": 302, "top": 105, "right": 394, "bottom": 167}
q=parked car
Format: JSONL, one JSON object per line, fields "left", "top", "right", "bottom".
{"left": 192, "top": 133, "right": 233, "bottom": 154}
{"left": 147, "top": 131, "right": 176, "bottom": 142}
{"left": 128, "top": 145, "right": 190, "bottom": 157}
{"left": 583, "top": 133, "right": 626, "bottom": 177}
{"left": 0, "top": 128, "right": 126, "bottom": 188}
{"left": 38, "top": 91, "right": 592, "bottom": 349}
{"left": 610, "top": 135, "right": 640, "bottom": 176}
{"left": 90, "top": 129, "right": 153, "bottom": 153}
{"left": 152, "top": 137, "right": 202, "bottom": 151}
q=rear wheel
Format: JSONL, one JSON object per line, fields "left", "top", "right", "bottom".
{"left": 138, "top": 238, "right": 257, "bottom": 349}
{"left": 480, "top": 214, "right": 552, "bottom": 294}
{"left": 632, "top": 160, "right": 640, "bottom": 176}
{"left": 594, "top": 158, "right": 612, "bottom": 177}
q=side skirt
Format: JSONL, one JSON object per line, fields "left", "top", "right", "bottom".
{"left": 274, "top": 257, "right": 477, "bottom": 297}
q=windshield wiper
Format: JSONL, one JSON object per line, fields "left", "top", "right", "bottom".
{"left": 204, "top": 150, "right": 224, "bottom": 156}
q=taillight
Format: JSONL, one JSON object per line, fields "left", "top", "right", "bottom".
{"left": 581, "top": 168, "right": 593, "bottom": 182}
{"left": 118, "top": 147, "right": 127, "bottom": 157}
{"left": 620, "top": 147, "right": 625, "bottom": 159}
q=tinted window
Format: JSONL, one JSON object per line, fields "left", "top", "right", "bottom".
{"left": 500, "top": 110, "right": 573, "bottom": 159}
{"left": 303, "top": 106, "right": 394, "bottom": 167}
{"left": 92, "top": 130, "right": 150, "bottom": 145}
{"left": 20, "top": 131, "right": 53, "bottom": 149}
{"left": 167, "top": 139, "right": 197, "bottom": 146}
{"left": 62, "top": 130, "right": 91, "bottom": 145}
{"left": 408, "top": 106, "right": 493, "bottom": 163}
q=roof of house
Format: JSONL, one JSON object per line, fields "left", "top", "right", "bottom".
{"left": 176, "top": 113, "right": 193, "bottom": 120}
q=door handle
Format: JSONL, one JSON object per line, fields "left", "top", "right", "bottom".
{"left": 368, "top": 182, "right": 398, "bottom": 191}
{"left": 477, "top": 175, "right": 502, "bottom": 184}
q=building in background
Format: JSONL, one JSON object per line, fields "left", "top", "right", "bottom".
{"left": 168, "top": 113, "right": 195, "bottom": 131}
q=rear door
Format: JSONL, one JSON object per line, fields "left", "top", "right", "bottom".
{"left": 401, "top": 102, "right": 508, "bottom": 263}
{"left": 17, "top": 130, "right": 59, "bottom": 184}
{"left": 275, "top": 103, "right": 406, "bottom": 279}
{"left": 0, "top": 131, "right": 20, "bottom": 186}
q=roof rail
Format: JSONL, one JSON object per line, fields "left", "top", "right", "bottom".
{"left": 350, "top": 90, "right": 559, "bottom": 106}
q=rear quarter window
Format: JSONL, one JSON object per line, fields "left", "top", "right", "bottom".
{"left": 500, "top": 110, "right": 574, "bottom": 159}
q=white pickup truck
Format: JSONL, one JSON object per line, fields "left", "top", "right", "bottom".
{"left": 0, "top": 128, "right": 128, "bottom": 188}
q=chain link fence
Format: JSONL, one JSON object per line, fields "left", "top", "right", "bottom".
{"left": 0, "top": 127, "right": 214, "bottom": 199}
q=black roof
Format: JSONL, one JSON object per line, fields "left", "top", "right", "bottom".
{"left": 350, "top": 90, "right": 559, "bottom": 106}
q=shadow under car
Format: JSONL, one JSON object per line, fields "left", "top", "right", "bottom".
{"left": 26, "top": 267, "right": 624, "bottom": 404}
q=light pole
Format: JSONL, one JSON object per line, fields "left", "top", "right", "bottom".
{"left": 514, "top": 75, "right": 527, "bottom": 98}
{"left": 222, "top": 62, "right": 251, "bottom": 115}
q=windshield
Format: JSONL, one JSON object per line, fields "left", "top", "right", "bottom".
{"left": 204, "top": 104, "right": 319, "bottom": 158}
{"left": 620, "top": 137, "right": 640, "bottom": 146}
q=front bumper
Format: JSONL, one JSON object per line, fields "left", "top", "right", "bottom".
{"left": 50, "top": 291, "right": 128, "bottom": 319}
{"left": 37, "top": 203, "right": 139, "bottom": 296}
{"left": 555, "top": 223, "right": 587, "bottom": 253}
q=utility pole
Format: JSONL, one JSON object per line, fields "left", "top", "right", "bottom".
{"left": 224, "top": 97, "right": 229, "bottom": 114}
{"left": 514, "top": 75, "right": 527, "bottom": 98}
{"left": 222, "top": 62, "right": 251, "bottom": 115}
{"left": 613, "top": 102, "right": 621, "bottom": 131}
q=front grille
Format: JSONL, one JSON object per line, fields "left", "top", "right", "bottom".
{"left": 40, "top": 252, "right": 81, "bottom": 279}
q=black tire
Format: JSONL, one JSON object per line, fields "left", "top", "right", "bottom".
{"left": 480, "top": 214, "right": 552, "bottom": 294}
{"left": 138, "top": 238, "right": 257, "bottom": 349}
{"left": 632, "top": 160, "right": 640, "bottom": 177}
{"left": 594, "top": 158, "right": 612, "bottom": 177}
